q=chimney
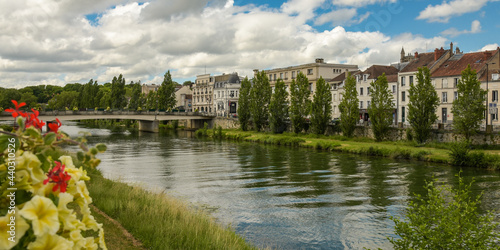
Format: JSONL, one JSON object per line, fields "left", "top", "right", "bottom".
{"left": 434, "top": 47, "right": 445, "bottom": 61}
{"left": 455, "top": 47, "right": 461, "bottom": 54}
{"left": 253, "top": 69, "right": 259, "bottom": 75}
{"left": 450, "top": 42, "right": 453, "bottom": 55}
{"left": 315, "top": 58, "right": 324, "bottom": 63}
{"left": 414, "top": 52, "right": 419, "bottom": 59}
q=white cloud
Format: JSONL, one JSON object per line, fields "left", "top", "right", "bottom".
{"left": 314, "top": 9, "right": 370, "bottom": 26}
{"left": 480, "top": 43, "right": 499, "bottom": 51}
{"left": 331, "top": 0, "right": 396, "bottom": 7}
{"left": 441, "top": 20, "right": 482, "bottom": 37}
{"left": 417, "top": 0, "right": 489, "bottom": 23}
{"left": 0, "top": 0, "right": 451, "bottom": 88}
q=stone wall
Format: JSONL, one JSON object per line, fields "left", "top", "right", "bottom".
{"left": 212, "top": 117, "right": 240, "bottom": 130}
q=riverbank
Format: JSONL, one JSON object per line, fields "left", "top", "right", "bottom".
{"left": 199, "top": 128, "right": 500, "bottom": 170}
{"left": 86, "top": 167, "right": 257, "bottom": 250}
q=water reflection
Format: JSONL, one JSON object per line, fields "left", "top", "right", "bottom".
{"left": 72, "top": 123, "right": 500, "bottom": 250}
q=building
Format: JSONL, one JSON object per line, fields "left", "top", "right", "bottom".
{"left": 329, "top": 71, "right": 360, "bottom": 119}
{"left": 175, "top": 85, "right": 193, "bottom": 111}
{"left": 431, "top": 47, "right": 500, "bottom": 125}
{"left": 141, "top": 84, "right": 159, "bottom": 95}
{"left": 255, "top": 58, "right": 358, "bottom": 96}
{"left": 397, "top": 44, "right": 453, "bottom": 124}
{"left": 213, "top": 73, "right": 242, "bottom": 117}
{"left": 193, "top": 74, "right": 213, "bottom": 113}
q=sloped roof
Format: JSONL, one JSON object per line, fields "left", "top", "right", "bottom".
{"left": 432, "top": 51, "right": 495, "bottom": 77}
{"left": 362, "top": 65, "right": 399, "bottom": 80}
{"left": 400, "top": 52, "right": 436, "bottom": 72}
{"left": 330, "top": 70, "right": 360, "bottom": 82}
{"left": 386, "top": 74, "right": 398, "bottom": 83}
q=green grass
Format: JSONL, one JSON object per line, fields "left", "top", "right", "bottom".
{"left": 204, "top": 129, "right": 500, "bottom": 169}
{"left": 86, "top": 168, "right": 257, "bottom": 250}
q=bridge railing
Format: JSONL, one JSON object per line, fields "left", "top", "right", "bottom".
{"left": 1, "top": 110, "right": 215, "bottom": 117}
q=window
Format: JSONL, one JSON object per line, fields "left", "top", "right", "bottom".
{"left": 309, "top": 83, "right": 313, "bottom": 92}
{"left": 285, "top": 72, "right": 288, "bottom": 79}
{"left": 269, "top": 74, "right": 272, "bottom": 80}
{"left": 454, "top": 78, "right": 459, "bottom": 88}
{"left": 333, "top": 105, "right": 336, "bottom": 113}
{"left": 402, "top": 91, "right": 406, "bottom": 102}
{"left": 367, "top": 87, "right": 370, "bottom": 95}
{"left": 367, "top": 101, "right": 371, "bottom": 108}
{"left": 307, "top": 69, "right": 313, "bottom": 75}
{"left": 230, "top": 90, "right": 235, "bottom": 97}
{"left": 292, "top": 71, "right": 296, "bottom": 79}
{"left": 333, "top": 94, "right": 336, "bottom": 101}
{"left": 280, "top": 73, "right": 283, "bottom": 79}
{"left": 273, "top": 74, "right": 276, "bottom": 81}
{"left": 493, "top": 90, "right": 499, "bottom": 102}
{"left": 360, "top": 101, "right": 363, "bottom": 109}
{"left": 402, "top": 106, "right": 405, "bottom": 123}
{"left": 409, "top": 76, "right": 414, "bottom": 85}
{"left": 340, "top": 94, "right": 343, "bottom": 101}
{"left": 442, "top": 92, "right": 447, "bottom": 103}
{"left": 454, "top": 91, "right": 458, "bottom": 101}
{"left": 360, "top": 87, "right": 364, "bottom": 95}
{"left": 363, "top": 75, "right": 367, "bottom": 81}
{"left": 442, "top": 79, "right": 448, "bottom": 88}
{"left": 332, "top": 84, "right": 337, "bottom": 90}
{"left": 432, "top": 79, "right": 436, "bottom": 87}
{"left": 401, "top": 76, "right": 405, "bottom": 86}
{"left": 392, "top": 85, "right": 396, "bottom": 93}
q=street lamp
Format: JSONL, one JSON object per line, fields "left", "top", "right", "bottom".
{"left": 486, "top": 62, "right": 496, "bottom": 131}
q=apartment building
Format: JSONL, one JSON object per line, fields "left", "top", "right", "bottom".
{"left": 193, "top": 74, "right": 213, "bottom": 113}
{"left": 141, "top": 84, "right": 159, "bottom": 95}
{"left": 330, "top": 71, "right": 359, "bottom": 119}
{"left": 397, "top": 45, "right": 452, "bottom": 124}
{"left": 431, "top": 47, "right": 500, "bottom": 125}
{"left": 175, "top": 85, "right": 192, "bottom": 111}
{"left": 256, "top": 58, "right": 358, "bottom": 95}
{"left": 213, "top": 73, "right": 242, "bottom": 117}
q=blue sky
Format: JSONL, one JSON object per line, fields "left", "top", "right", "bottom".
{"left": 1, "top": 0, "right": 499, "bottom": 88}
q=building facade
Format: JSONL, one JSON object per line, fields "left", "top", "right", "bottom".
{"left": 175, "top": 85, "right": 193, "bottom": 111}
{"left": 213, "top": 73, "right": 242, "bottom": 117}
{"left": 193, "top": 74, "right": 213, "bottom": 113}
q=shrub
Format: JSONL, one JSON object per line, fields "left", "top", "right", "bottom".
{"left": 448, "top": 140, "right": 471, "bottom": 166}
{"left": 390, "top": 173, "right": 499, "bottom": 249}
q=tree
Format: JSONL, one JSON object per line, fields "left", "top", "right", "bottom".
{"left": 269, "top": 78, "right": 289, "bottom": 133}
{"left": 111, "top": 74, "right": 127, "bottom": 109}
{"left": 339, "top": 73, "right": 359, "bottom": 137}
{"left": 129, "top": 81, "right": 144, "bottom": 110}
{"left": 145, "top": 91, "right": 158, "bottom": 110}
{"left": 250, "top": 71, "right": 271, "bottom": 132}
{"left": 289, "top": 72, "right": 311, "bottom": 133}
{"left": 408, "top": 67, "right": 440, "bottom": 143}
{"left": 390, "top": 173, "right": 499, "bottom": 249}
{"left": 158, "top": 70, "right": 176, "bottom": 110}
{"left": 19, "top": 90, "right": 38, "bottom": 109}
{"left": 48, "top": 91, "right": 79, "bottom": 109}
{"left": 452, "top": 65, "right": 487, "bottom": 140}
{"left": 368, "top": 73, "right": 394, "bottom": 141}
{"left": 310, "top": 77, "right": 332, "bottom": 135}
{"left": 237, "top": 77, "right": 252, "bottom": 131}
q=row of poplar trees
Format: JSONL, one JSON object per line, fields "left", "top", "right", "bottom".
{"left": 238, "top": 65, "right": 486, "bottom": 143}
{"left": 237, "top": 71, "right": 332, "bottom": 134}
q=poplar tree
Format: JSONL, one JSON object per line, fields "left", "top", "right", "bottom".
{"left": 129, "top": 81, "right": 144, "bottom": 110}
{"left": 452, "top": 65, "right": 487, "bottom": 140}
{"left": 339, "top": 73, "right": 359, "bottom": 137}
{"left": 250, "top": 71, "right": 271, "bottom": 132}
{"left": 408, "top": 67, "right": 439, "bottom": 143}
{"left": 310, "top": 77, "right": 332, "bottom": 135}
{"left": 111, "top": 74, "right": 127, "bottom": 109}
{"left": 269, "top": 78, "right": 289, "bottom": 133}
{"left": 237, "top": 77, "right": 252, "bottom": 131}
{"left": 368, "top": 73, "right": 394, "bottom": 141}
{"left": 289, "top": 72, "right": 311, "bottom": 133}
{"left": 158, "top": 70, "right": 176, "bottom": 110}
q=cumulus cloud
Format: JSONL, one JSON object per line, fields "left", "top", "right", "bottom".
{"left": 417, "top": 0, "right": 489, "bottom": 23}
{"left": 441, "top": 20, "right": 482, "bottom": 37}
{"left": 480, "top": 43, "right": 499, "bottom": 51}
{"left": 0, "top": 0, "right": 450, "bottom": 88}
{"left": 331, "top": 0, "right": 397, "bottom": 7}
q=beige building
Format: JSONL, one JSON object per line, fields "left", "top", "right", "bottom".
{"left": 431, "top": 47, "right": 500, "bottom": 126}
{"left": 255, "top": 58, "right": 358, "bottom": 95}
{"left": 175, "top": 85, "right": 192, "bottom": 111}
{"left": 141, "top": 84, "right": 159, "bottom": 95}
{"left": 193, "top": 74, "right": 214, "bottom": 113}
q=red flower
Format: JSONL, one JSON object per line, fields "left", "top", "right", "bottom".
{"left": 48, "top": 118, "right": 62, "bottom": 133}
{"left": 25, "top": 109, "right": 46, "bottom": 130}
{"left": 43, "top": 161, "right": 71, "bottom": 193}
{"left": 5, "top": 100, "right": 26, "bottom": 118}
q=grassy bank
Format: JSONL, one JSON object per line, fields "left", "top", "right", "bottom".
{"left": 201, "top": 128, "right": 500, "bottom": 170}
{"left": 86, "top": 168, "right": 257, "bottom": 250}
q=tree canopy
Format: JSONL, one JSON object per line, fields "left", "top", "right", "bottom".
{"left": 289, "top": 72, "right": 311, "bottom": 133}
{"left": 310, "top": 77, "right": 332, "bottom": 135}
{"left": 368, "top": 73, "right": 394, "bottom": 141}
{"left": 250, "top": 71, "right": 271, "bottom": 132}
{"left": 339, "top": 73, "right": 359, "bottom": 137}
{"left": 269, "top": 78, "right": 289, "bottom": 133}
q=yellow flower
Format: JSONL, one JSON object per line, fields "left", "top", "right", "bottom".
{"left": 20, "top": 196, "right": 59, "bottom": 236}
{"left": 18, "top": 151, "right": 45, "bottom": 184}
{"left": 57, "top": 193, "right": 80, "bottom": 231}
{"left": 99, "top": 227, "right": 107, "bottom": 250}
{"left": 75, "top": 180, "right": 92, "bottom": 204}
{"left": 0, "top": 210, "right": 30, "bottom": 249}
{"left": 27, "top": 233, "right": 74, "bottom": 250}
{"left": 59, "top": 156, "right": 89, "bottom": 182}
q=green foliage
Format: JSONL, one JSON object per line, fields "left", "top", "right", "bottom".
{"left": 145, "top": 91, "right": 158, "bottom": 110}
{"left": 408, "top": 67, "right": 440, "bottom": 143}
{"left": 250, "top": 71, "right": 271, "bottom": 132}
{"left": 289, "top": 72, "right": 311, "bottom": 133}
{"left": 158, "top": 71, "right": 176, "bottom": 110}
{"left": 339, "top": 73, "right": 359, "bottom": 137}
{"left": 452, "top": 65, "right": 487, "bottom": 140}
{"left": 48, "top": 91, "right": 79, "bottom": 110}
{"left": 0, "top": 88, "right": 22, "bottom": 109}
{"left": 195, "top": 122, "right": 209, "bottom": 137}
{"left": 237, "top": 77, "right": 252, "bottom": 131}
{"left": 390, "top": 173, "right": 499, "bottom": 249}
{"left": 310, "top": 77, "right": 332, "bottom": 135}
{"left": 128, "top": 81, "right": 144, "bottom": 110}
{"left": 269, "top": 78, "right": 289, "bottom": 134}
{"left": 111, "top": 74, "right": 127, "bottom": 109}
{"left": 79, "top": 79, "right": 100, "bottom": 109}
{"left": 368, "top": 73, "right": 394, "bottom": 141}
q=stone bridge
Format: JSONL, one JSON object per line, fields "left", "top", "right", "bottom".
{"left": 0, "top": 111, "right": 215, "bottom": 132}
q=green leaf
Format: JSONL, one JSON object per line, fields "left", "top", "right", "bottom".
{"left": 95, "top": 143, "right": 107, "bottom": 153}
{"left": 25, "top": 127, "right": 41, "bottom": 139}
{"left": 44, "top": 132, "right": 57, "bottom": 145}
{"left": 77, "top": 151, "right": 84, "bottom": 162}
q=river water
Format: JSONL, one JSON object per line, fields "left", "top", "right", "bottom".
{"left": 62, "top": 122, "right": 500, "bottom": 250}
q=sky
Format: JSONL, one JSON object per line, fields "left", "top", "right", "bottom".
{"left": 1, "top": 0, "right": 499, "bottom": 88}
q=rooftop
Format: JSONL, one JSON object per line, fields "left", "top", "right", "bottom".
{"left": 432, "top": 50, "right": 497, "bottom": 77}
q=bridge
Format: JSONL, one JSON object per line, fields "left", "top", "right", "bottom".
{"left": 0, "top": 110, "right": 215, "bottom": 132}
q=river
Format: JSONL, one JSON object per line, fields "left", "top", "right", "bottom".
{"left": 62, "top": 122, "right": 500, "bottom": 250}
